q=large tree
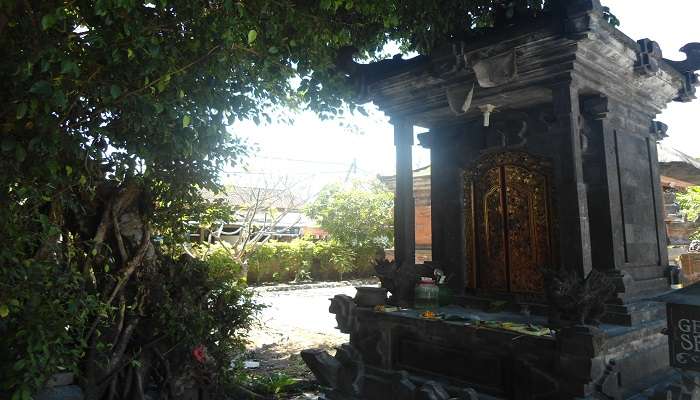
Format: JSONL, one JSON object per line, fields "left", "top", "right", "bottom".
{"left": 0, "top": 0, "right": 557, "bottom": 398}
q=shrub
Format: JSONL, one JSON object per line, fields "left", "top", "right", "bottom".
{"left": 244, "top": 238, "right": 375, "bottom": 284}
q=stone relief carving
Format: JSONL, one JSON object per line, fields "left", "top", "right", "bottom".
{"left": 543, "top": 268, "right": 616, "bottom": 326}
{"left": 480, "top": 110, "right": 556, "bottom": 151}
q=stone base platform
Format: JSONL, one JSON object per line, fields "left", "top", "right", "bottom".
{"left": 304, "top": 301, "right": 677, "bottom": 400}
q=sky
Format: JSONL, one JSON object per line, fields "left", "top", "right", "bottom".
{"left": 225, "top": 0, "right": 700, "bottom": 194}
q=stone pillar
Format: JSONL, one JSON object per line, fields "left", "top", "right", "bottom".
{"left": 429, "top": 126, "right": 468, "bottom": 293}
{"left": 393, "top": 119, "right": 415, "bottom": 267}
{"left": 551, "top": 82, "right": 593, "bottom": 276}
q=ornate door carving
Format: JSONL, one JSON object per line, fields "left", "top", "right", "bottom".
{"left": 464, "top": 151, "right": 554, "bottom": 294}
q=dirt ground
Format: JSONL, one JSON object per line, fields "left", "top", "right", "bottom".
{"left": 244, "top": 281, "right": 375, "bottom": 398}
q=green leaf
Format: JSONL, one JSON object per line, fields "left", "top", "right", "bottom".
{"left": 79, "top": 175, "right": 87, "bottom": 185}
{"left": 60, "top": 60, "right": 79, "bottom": 77}
{"left": 16, "top": 103, "right": 27, "bottom": 120}
{"left": 2, "top": 137, "right": 16, "bottom": 152}
{"left": 41, "top": 14, "right": 56, "bottom": 30}
{"left": 65, "top": 165, "right": 73, "bottom": 176}
{"left": 156, "top": 74, "right": 171, "bottom": 92}
{"left": 0, "top": 304, "right": 8, "bottom": 318}
{"left": 15, "top": 146, "right": 26, "bottom": 163}
{"left": 178, "top": 89, "right": 185, "bottom": 99}
{"left": 248, "top": 29, "right": 258, "bottom": 45}
{"left": 127, "top": 48, "right": 135, "bottom": 59}
{"left": 182, "top": 115, "right": 192, "bottom": 128}
{"left": 29, "top": 80, "right": 52, "bottom": 96}
{"left": 268, "top": 46, "right": 279, "bottom": 54}
{"left": 110, "top": 85, "right": 122, "bottom": 99}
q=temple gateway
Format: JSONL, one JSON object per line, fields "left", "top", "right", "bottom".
{"left": 303, "top": 1, "right": 700, "bottom": 399}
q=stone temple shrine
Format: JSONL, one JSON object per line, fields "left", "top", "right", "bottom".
{"left": 302, "top": 1, "right": 700, "bottom": 399}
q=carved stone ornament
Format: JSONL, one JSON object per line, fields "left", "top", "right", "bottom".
{"left": 301, "top": 344, "right": 365, "bottom": 397}
{"left": 675, "top": 71, "right": 699, "bottom": 103}
{"left": 329, "top": 294, "right": 356, "bottom": 334}
{"left": 488, "top": 113, "right": 529, "bottom": 149}
{"left": 417, "top": 131, "right": 433, "bottom": 149}
{"left": 650, "top": 120, "right": 669, "bottom": 141}
{"left": 468, "top": 49, "right": 518, "bottom": 88}
{"left": 446, "top": 84, "right": 475, "bottom": 115}
{"left": 300, "top": 349, "right": 340, "bottom": 389}
{"left": 543, "top": 267, "right": 616, "bottom": 326}
{"left": 664, "top": 43, "right": 700, "bottom": 74}
{"left": 374, "top": 257, "right": 433, "bottom": 307}
{"left": 635, "top": 38, "right": 663, "bottom": 76}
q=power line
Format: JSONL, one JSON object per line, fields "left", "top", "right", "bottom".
{"left": 222, "top": 170, "right": 360, "bottom": 176}
{"left": 251, "top": 156, "right": 352, "bottom": 165}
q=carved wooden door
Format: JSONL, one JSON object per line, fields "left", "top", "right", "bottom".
{"left": 464, "top": 152, "right": 553, "bottom": 294}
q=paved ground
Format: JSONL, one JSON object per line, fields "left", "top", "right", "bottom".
{"left": 244, "top": 280, "right": 376, "bottom": 398}
{"left": 248, "top": 283, "right": 356, "bottom": 358}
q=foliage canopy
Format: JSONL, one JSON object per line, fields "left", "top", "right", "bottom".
{"left": 0, "top": 0, "right": 568, "bottom": 398}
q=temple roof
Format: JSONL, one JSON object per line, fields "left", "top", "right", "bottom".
{"left": 346, "top": 1, "right": 695, "bottom": 129}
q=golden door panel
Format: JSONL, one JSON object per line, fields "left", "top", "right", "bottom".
{"left": 480, "top": 167, "right": 508, "bottom": 291}
{"left": 464, "top": 152, "right": 553, "bottom": 295}
{"left": 504, "top": 165, "right": 549, "bottom": 293}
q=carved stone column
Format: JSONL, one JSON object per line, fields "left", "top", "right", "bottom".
{"left": 393, "top": 118, "right": 415, "bottom": 267}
